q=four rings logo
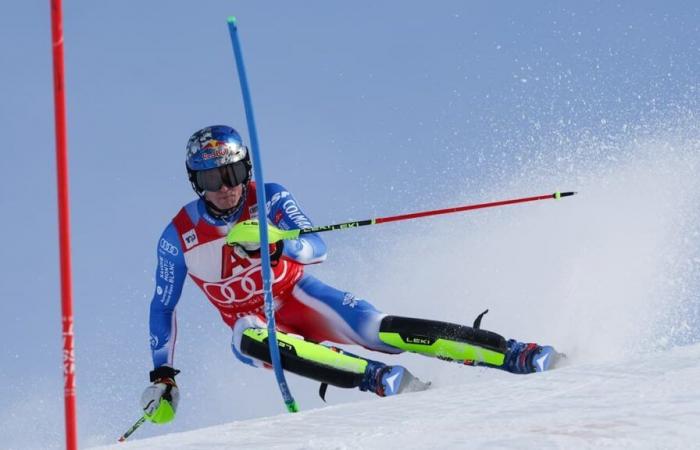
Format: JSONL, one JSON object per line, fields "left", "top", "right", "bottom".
{"left": 203, "top": 262, "right": 289, "bottom": 305}
{"left": 159, "top": 238, "right": 179, "bottom": 256}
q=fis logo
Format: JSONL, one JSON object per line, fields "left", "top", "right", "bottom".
{"left": 182, "top": 229, "right": 198, "bottom": 249}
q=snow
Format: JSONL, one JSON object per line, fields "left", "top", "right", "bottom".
{"left": 96, "top": 343, "right": 700, "bottom": 449}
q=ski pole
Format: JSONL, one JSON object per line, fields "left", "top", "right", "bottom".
{"left": 299, "top": 191, "right": 576, "bottom": 235}
{"left": 118, "top": 416, "right": 146, "bottom": 442}
{"left": 227, "top": 191, "right": 577, "bottom": 244}
{"left": 308, "top": 190, "right": 577, "bottom": 234}
{"left": 227, "top": 16, "right": 299, "bottom": 413}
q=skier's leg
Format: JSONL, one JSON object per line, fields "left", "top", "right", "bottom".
{"left": 275, "top": 275, "right": 400, "bottom": 354}
{"left": 273, "top": 275, "right": 560, "bottom": 374}
{"left": 377, "top": 315, "right": 561, "bottom": 374}
{"left": 230, "top": 317, "right": 427, "bottom": 397}
{"left": 275, "top": 275, "right": 559, "bottom": 373}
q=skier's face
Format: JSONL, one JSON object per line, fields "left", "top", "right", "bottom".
{"left": 204, "top": 183, "right": 244, "bottom": 211}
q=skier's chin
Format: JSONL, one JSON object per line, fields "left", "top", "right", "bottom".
{"left": 211, "top": 195, "right": 240, "bottom": 210}
{"left": 205, "top": 190, "right": 242, "bottom": 211}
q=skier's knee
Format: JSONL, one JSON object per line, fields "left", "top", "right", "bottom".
{"left": 231, "top": 316, "right": 267, "bottom": 368}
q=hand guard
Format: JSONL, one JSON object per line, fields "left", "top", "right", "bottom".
{"left": 227, "top": 220, "right": 290, "bottom": 266}
{"left": 226, "top": 220, "right": 299, "bottom": 245}
{"left": 141, "top": 366, "right": 180, "bottom": 424}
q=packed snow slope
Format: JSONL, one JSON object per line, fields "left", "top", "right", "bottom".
{"left": 99, "top": 343, "right": 700, "bottom": 449}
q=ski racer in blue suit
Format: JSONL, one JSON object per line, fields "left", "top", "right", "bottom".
{"left": 141, "top": 125, "right": 562, "bottom": 425}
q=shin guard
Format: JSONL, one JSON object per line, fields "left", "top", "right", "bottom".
{"left": 240, "top": 328, "right": 367, "bottom": 388}
{"left": 378, "top": 316, "right": 508, "bottom": 366}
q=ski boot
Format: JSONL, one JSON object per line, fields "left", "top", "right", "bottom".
{"left": 502, "top": 340, "right": 564, "bottom": 374}
{"left": 360, "top": 361, "right": 431, "bottom": 397}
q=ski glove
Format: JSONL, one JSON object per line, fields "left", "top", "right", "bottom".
{"left": 226, "top": 220, "right": 299, "bottom": 246}
{"left": 141, "top": 366, "right": 180, "bottom": 424}
{"left": 227, "top": 220, "right": 289, "bottom": 265}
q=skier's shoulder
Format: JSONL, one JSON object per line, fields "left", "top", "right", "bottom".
{"left": 167, "top": 198, "right": 204, "bottom": 227}
{"left": 264, "top": 182, "right": 297, "bottom": 207}
{"left": 159, "top": 199, "right": 201, "bottom": 243}
{"left": 264, "top": 181, "right": 291, "bottom": 195}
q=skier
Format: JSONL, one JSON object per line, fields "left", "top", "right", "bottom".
{"left": 141, "top": 125, "right": 561, "bottom": 424}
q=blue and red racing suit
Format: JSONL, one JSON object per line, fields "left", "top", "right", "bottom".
{"left": 149, "top": 182, "right": 399, "bottom": 370}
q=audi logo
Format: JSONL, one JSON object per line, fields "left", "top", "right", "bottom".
{"left": 203, "top": 261, "right": 289, "bottom": 305}
{"left": 159, "top": 238, "right": 179, "bottom": 256}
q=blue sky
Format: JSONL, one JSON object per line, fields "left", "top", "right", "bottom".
{"left": 1, "top": 1, "right": 699, "bottom": 448}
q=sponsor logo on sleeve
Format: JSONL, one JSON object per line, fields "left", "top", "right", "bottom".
{"left": 182, "top": 229, "right": 198, "bottom": 249}
{"left": 282, "top": 199, "right": 313, "bottom": 229}
{"left": 159, "top": 238, "right": 179, "bottom": 256}
{"left": 158, "top": 257, "right": 176, "bottom": 284}
{"left": 268, "top": 191, "right": 290, "bottom": 209}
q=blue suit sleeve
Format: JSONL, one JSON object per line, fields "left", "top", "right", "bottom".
{"left": 265, "top": 183, "right": 327, "bottom": 265}
{"left": 149, "top": 223, "right": 187, "bottom": 368}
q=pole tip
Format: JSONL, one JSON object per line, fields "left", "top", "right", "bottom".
{"left": 227, "top": 16, "right": 237, "bottom": 25}
{"left": 554, "top": 191, "right": 577, "bottom": 199}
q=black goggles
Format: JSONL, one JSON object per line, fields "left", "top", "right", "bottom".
{"left": 194, "top": 162, "right": 249, "bottom": 192}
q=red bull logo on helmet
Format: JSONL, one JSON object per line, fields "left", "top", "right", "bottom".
{"left": 201, "top": 139, "right": 229, "bottom": 160}
{"left": 199, "top": 139, "right": 247, "bottom": 162}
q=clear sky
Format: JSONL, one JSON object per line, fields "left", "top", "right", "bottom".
{"left": 1, "top": 1, "right": 699, "bottom": 448}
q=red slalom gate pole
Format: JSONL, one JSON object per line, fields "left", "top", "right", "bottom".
{"left": 49, "top": 0, "right": 78, "bottom": 449}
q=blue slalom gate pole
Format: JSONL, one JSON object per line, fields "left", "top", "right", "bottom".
{"left": 227, "top": 16, "right": 299, "bottom": 413}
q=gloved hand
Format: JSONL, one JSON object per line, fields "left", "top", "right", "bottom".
{"left": 238, "top": 240, "right": 285, "bottom": 266}
{"left": 226, "top": 220, "right": 299, "bottom": 246}
{"left": 141, "top": 366, "right": 180, "bottom": 424}
{"left": 227, "top": 220, "right": 294, "bottom": 266}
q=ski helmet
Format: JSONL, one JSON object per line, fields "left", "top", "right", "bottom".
{"left": 185, "top": 125, "right": 252, "bottom": 196}
{"left": 185, "top": 125, "right": 252, "bottom": 218}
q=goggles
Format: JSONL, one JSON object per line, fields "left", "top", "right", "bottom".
{"left": 194, "top": 161, "right": 249, "bottom": 192}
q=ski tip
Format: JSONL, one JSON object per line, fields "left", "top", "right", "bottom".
{"left": 227, "top": 16, "right": 237, "bottom": 25}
